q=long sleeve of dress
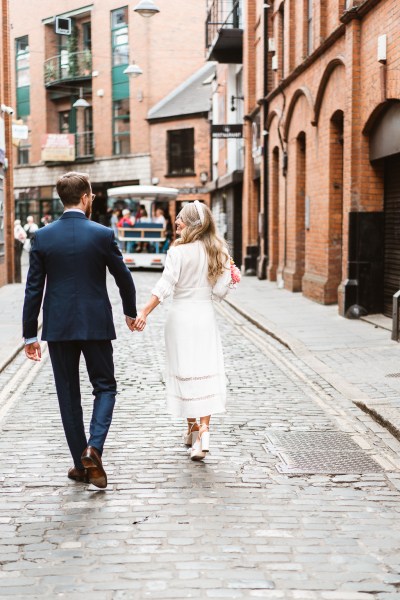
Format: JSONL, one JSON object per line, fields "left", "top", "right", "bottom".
{"left": 152, "top": 247, "right": 182, "bottom": 303}
{"left": 212, "top": 257, "right": 231, "bottom": 302}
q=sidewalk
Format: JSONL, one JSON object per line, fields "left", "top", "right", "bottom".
{"left": 0, "top": 254, "right": 34, "bottom": 372}
{"left": 225, "top": 276, "right": 400, "bottom": 440}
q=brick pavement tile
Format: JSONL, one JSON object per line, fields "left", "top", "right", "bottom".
{"left": 0, "top": 272, "right": 400, "bottom": 597}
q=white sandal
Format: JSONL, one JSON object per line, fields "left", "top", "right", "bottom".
{"left": 190, "top": 424, "right": 210, "bottom": 461}
{"left": 183, "top": 421, "right": 199, "bottom": 447}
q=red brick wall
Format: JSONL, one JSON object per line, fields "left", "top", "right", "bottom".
{"left": 149, "top": 115, "right": 210, "bottom": 206}
{"left": 258, "top": 0, "right": 400, "bottom": 309}
{"left": 9, "top": 0, "right": 206, "bottom": 163}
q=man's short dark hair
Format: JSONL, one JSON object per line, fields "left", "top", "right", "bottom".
{"left": 56, "top": 172, "right": 91, "bottom": 207}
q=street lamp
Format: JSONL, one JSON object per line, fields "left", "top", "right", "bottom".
{"left": 124, "top": 63, "right": 143, "bottom": 78}
{"left": 133, "top": 0, "right": 160, "bottom": 17}
{"left": 73, "top": 88, "right": 90, "bottom": 109}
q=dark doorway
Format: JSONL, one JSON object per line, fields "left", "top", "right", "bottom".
{"left": 384, "top": 154, "right": 400, "bottom": 316}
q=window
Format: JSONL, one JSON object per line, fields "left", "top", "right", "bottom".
{"left": 167, "top": 129, "right": 195, "bottom": 176}
{"left": 16, "top": 36, "right": 30, "bottom": 87}
{"left": 113, "top": 99, "right": 130, "bottom": 155}
{"left": 111, "top": 7, "right": 129, "bottom": 66}
{"left": 18, "top": 145, "right": 30, "bottom": 165}
{"left": 59, "top": 111, "right": 71, "bottom": 134}
{"left": 82, "top": 22, "right": 92, "bottom": 50}
{"left": 15, "top": 36, "right": 30, "bottom": 118}
{"left": 307, "top": 0, "right": 313, "bottom": 55}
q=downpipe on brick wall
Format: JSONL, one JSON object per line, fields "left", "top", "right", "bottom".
{"left": 276, "top": 84, "right": 288, "bottom": 289}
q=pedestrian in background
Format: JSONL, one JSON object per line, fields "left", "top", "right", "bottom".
{"left": 24, "top": 215, "right": 38, "bottom": 239}
{"left": 14, "top": 219, "right": 27, "bottom": 283}
{"left": 134, "top": 201, "right": 231, "bottom": 461}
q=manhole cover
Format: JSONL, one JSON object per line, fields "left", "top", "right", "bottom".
{"left": 385, "top": 373, "right": 400, "bottom": 378}
{"left": 264, "top": 431, "right": 385, "bottom": 475}
{"left": 265, "top": 431, "right": 360, "bottom": 451}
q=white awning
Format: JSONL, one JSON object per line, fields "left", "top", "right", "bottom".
{"left": 107, "top": 185, "right": 179, "bottom": 199}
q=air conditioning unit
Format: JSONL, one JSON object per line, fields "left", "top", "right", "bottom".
{"left": 268, "top": 37, "right": 276, "bottom": 52}
{"left": 271, "top": 55, "right": 278, "bottom": 71}
{"left": 55, "top": 16, "right": 72, "bottom": 35}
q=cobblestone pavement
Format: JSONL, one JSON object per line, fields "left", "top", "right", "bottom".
{"left": 1, "top": 272, "right": 400, "bottom": 599}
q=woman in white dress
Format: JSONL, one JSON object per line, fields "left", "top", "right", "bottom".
{"left": 134, "top": 201, "right": 231, "bottom": 460}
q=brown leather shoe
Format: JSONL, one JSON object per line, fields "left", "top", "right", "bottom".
{"left": 68, "top": 467, "right": 88, "bottom": 483}
{"left": 81, "top": 446, "right": 107, "bottom": 489}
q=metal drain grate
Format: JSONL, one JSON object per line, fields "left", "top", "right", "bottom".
{"left": 385, "top": 373, "right": 400, "bottom": 378}
{"left": 264, "top": 431, "right": 385, "bottom": 475}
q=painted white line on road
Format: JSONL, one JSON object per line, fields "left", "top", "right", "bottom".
{"left": 0, "top": 346, "right": 48, "bottom": 427}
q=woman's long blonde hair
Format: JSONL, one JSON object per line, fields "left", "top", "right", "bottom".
{"left": 174, "top": 202, "right": 229, "bottom": 285}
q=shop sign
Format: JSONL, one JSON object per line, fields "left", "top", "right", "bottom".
{"left": 41, "top": 133, "right": 75, "bottom": 162}
{"left": 212, "top": 124, "right": 243, "bottom": 139}
{"left": 178, "top": 187, "right": 208, "bottom": 195}
{"left": 12, "top": 124, "right": 29, "bottom": 140}
{"left": 252, "top": 119, "right": 262, "bottom": 167}
{"left": 0, "top": 118, "right": 5, "bottom": 164}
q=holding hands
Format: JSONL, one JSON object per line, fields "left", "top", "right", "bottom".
{"left": 125, "top": 312, "right": 147, "bottom": 332}
{"left": 127, "top": 293, "right": 159, "bottom": 333}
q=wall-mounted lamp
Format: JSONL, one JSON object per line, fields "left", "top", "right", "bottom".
{"left": 133, "top": 0, "right": 160, "bottom": 17}
{"left": 231, "top": 95, "right": 244, "bottom": 112}
{"left": 124, "top": 63, "right": 143, "bottom": 78}
{"left": 73, "top": 88, "right": 90, "bottom": 109}
{"left": 200, "top": 171, "right": 209, "bottom": 184}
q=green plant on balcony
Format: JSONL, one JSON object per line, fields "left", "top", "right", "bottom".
{"left": 82, "top": 49, "right": 92, "bottom": 76}
{"left": 44, "top": 62, "right": 56, "bottom": 84}
{"left": 67, "top": 28, "right": 79, "bottom": 78}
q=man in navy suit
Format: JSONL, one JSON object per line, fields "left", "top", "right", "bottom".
{"left": 23, "top": 172, "right": 137, "bottom": 489}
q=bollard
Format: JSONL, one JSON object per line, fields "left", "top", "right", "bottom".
{"left": 391, "top": 290, "right": 400, "bottom": 342}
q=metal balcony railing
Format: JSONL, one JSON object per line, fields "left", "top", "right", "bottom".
{"left": 44, "top": 50, "right": 92, "bottom": 86}
{"left": 206, "top": 0, "right": 242, "bottom": 49}
{"left": 75, "top": 131, "right": 94, "bottom": 159}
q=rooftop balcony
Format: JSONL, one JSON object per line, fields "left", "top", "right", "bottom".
{"left": 206, "top": 0, "right": 243, "bottom": 64}
{"left": 44, "top": 50, "right": 92, "bottom": 87}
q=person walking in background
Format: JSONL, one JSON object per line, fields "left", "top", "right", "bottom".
{"left": 133, "top": 201, "right": 231, "bottom": 461}
{"left": 118, "top": 208, "right": 135, "bottom": 252}
{"left": 110, "top": 208, "right": 122, "bottom": 248}
{"left": 24, "top": 215, "right": 38, "bottom": 239}
{"left": 23, "top": 172, "right": 138, "bottom": 489}
{"left": 14, "top": 219, "right": 27, "bottom": 283}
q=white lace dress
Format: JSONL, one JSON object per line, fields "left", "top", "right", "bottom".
{"left": 152, "top": 240, "right": 231, "bottom": 418}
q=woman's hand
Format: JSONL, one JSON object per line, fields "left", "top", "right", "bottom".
{"left": 134, "top": 311, "right": 147, "bottom": 332}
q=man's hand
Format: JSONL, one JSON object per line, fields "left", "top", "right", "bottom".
{"left": 25, "top": 342, "right": 41, "bottom": 362}
{"left": 125, "top": 316, "right": 136, "bottom": 331}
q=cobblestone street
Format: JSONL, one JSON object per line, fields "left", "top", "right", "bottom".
{"left": 1, "top": 272, "right": 400, "bottom": 599}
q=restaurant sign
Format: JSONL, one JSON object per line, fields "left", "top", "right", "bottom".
{"left": 41, "top": 134, "right": 75, "bottom": 162}
{"left": 212, "top": 124, "right": 243, "bottom": 139}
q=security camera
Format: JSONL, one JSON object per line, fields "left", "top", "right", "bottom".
{"left": 1, "top": 104, "right": 14, "bottom": 115}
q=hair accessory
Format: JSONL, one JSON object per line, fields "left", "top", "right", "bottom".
{"left": 194, "top": 200, "right": 205, "bottom": 225}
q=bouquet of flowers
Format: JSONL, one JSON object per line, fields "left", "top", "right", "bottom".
{"left": 229, "top": 257, "right": 241, "bottom": 289}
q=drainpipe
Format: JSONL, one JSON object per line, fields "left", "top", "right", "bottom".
{"left": 257, "top": 1, "right": 270, "bottom": 279}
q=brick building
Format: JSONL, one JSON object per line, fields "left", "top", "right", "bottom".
{"left": 9, "top": 0, "right": 207, "bottom": 226}
{"left": 239, "top": 0, "right": 400, "bottom": 319}
{"left": 0, "top": 0, "right": 15, "bottom": 286}
{"left": 147, "top": 62, "right": 215, "bottom": 224}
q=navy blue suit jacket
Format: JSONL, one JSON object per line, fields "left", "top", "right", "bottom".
{"left": 22, "top": 212, "right": 137, "bottom": 341}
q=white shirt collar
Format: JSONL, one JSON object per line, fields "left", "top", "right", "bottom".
{"left": 64, "top": 208, "right": 85, "bottom": 215}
